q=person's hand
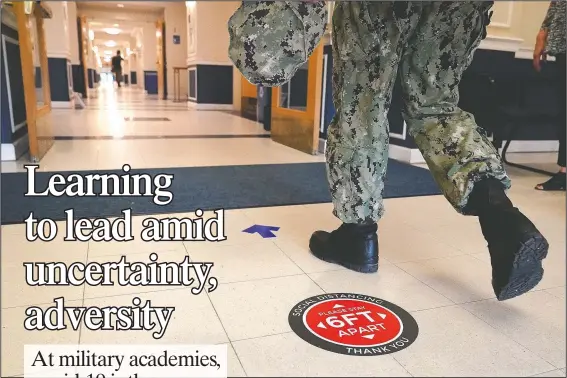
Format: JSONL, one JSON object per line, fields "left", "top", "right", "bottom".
{"left": 533, "top": 30, "right": 548, "bottom": 72}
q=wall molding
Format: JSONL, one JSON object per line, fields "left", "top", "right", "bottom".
{"left": 479, "top": 35, "right": 523, "bottom": 53}
{"left": 186, "top": 60, "right": 233, "bottom": 67}
{"left": 488, "top": 2, "right": 514, "bottom": 29}
{"left": 51, "top": 100, "right": 74, "bottom": 109}
{"left": 47, "top": 50, "right": 72, "bottom": 60}
{"left": 188, "top": 67, "right": 197, "bottom": 101}
{"left": 390, "top": 121, "right": 407, "bottom": 140}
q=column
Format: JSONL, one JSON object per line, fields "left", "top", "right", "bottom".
{"left": 186, "top": 1, "right": 239, "bottom": 109}
{"left": 142, "top": 22, "right": 157, "bottom": 94}
{"left": 164, "top": 2, "right": 188, "bottom": 99}
{"left": 67, "top": 1, "right": 81, "bottom": 95}
{"left": 43, "top": 1, "right": 74, "bottom": 108}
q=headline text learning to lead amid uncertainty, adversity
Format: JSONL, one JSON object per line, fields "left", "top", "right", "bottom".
{"left": 21, "top": 164, "right": 225, "bottom": 340}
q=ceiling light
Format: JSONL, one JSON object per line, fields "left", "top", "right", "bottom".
{"left": 103, "top": 28, "right": 121, "bottom": 35}
{"left": 104, "top": 50, "right": 112, "bottom": 55}
{"left": 117, "top": 4, "right": 124, "bottom": 7}
{"left": 104, "top": 41, "right": 117, "bottom": 47}
{"left": 113, "top": 24, "right": 119, "bottom": 27}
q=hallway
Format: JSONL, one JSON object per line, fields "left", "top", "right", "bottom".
{"left": 2, "top": 83, "right": 566, "bottom": 377}
{"left": 2, "top": 86, "right": 320, "bottom": 173}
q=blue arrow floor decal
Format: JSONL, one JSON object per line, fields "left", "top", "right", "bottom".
{"left": 243, "top": 225, "right": 280, "bottom": 238}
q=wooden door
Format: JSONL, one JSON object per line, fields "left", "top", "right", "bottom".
{"left": 14, "top": 1, "right": 54, "bottom": 162}
{"left": 271, "top": 44, "right": 324, "bottom": 154}
{"left": 156, "top": 20, "right": 164, "bottom": 99}
{"left": 240, "top": 75, "right": 257, "bottom": 119}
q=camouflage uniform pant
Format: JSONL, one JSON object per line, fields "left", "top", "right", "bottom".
{"left": 327, "top": 1, "right": 511, "bottom": 224}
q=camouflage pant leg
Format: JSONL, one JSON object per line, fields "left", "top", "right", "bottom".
{"left": 400, "top": 2, "right": 511, "bottom": 215}
{"left": 326, "top": 2, "right": 418, "bottom": 224}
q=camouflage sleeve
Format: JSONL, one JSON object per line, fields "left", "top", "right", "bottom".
{"left": 228, "top": 1, "right": 327, "bottom": 87}
{"left": 541, "top": 1, "right": 557, "bottom": 31}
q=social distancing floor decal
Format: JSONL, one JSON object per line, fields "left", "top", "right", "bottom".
{"left": 289, "top": 293, "right": 418, "bottom": 356}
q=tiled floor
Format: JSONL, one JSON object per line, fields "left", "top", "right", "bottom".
{"left": 1, "top": 85, "right": 565, "bottom": 377}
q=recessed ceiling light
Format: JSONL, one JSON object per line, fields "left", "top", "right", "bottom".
{"left": 117, "top": 4, "right": 124, "bottom": 8}
{"left": 103, "top": 28, "right": 121, "bottom": 35}
{"left": 113, "top": 24, "right": 119, "bottom": 27}
{"left": 104, "top": 40, "right": 117, "bottom": 47}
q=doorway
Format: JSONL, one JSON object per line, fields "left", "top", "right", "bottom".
{"left": 13, "top": 1, "right": 54, "bottom": 162}
{"left": 270, "top": 44, "right": 324, "bottom": 155}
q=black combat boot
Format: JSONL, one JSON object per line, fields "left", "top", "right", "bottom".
{"left": 468, "top": 179, "right": 549, "bottom": 301}
{"left": 309, "top": 223, "right": 379, "bottom": 273}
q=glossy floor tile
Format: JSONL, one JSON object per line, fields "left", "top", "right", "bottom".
{"left": 1, "top": 87, "right": 565, "bottom": 377}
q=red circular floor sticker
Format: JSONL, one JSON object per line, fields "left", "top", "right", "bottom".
{"left": 289, "top": 294, "right": 418, "bottom": 356}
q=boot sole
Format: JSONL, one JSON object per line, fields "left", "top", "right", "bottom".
{"left": 495, "top": 232, "right": 549, "bottom": 301}
{"left": 309, "top": 243, "right": 378, "bottom": 273}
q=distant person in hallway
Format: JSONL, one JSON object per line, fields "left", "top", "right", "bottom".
{"left": 230, "top": 1, "right": 549, "bottom": 302}
{"left": 111, "top": 50, "right": 124, "bottom": 88}
{"left": 533, "top": 1, "right": 566, "bottom": 191}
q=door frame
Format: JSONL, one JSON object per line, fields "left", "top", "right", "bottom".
{"left": 156, "top": 19, "right": 165, "bottom": 99}
{"left": 13, "top": 0, "right": 54, "bottom": 162}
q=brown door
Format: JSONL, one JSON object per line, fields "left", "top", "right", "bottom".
{"left": 270, "top": 44, "right": 324, "bottom": 155}
{"left": 14, "top": 1, "right": 54, "bottom": 162}
{"left": 240, "top": 74, "right": 257, "bottom": 118}
{"left": 156, "top": 20, "right": 164, "bottom": 99}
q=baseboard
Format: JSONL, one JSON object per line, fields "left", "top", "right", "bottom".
{"left": 318, "top": 138, "right": 326, "bottom": 154}
{"left": 501, "top": 140, "right": 559, "bottom": 153}
{"left": 1, "top": 144, "right": 16, "bottom": 161}
{"left": 388, "top": 144, "right": 426, "bottom": 164}
{"left": 479, "top": 35, "right": 523, "bottom": 53}
{"left": 515, "top": 47, "right": 556, "bottom": 61}
{"left": 187, "top": 102, "right": 234, "bottom": 111}
{"left": 2, "top": 133, "right": 29, "bottom": 161}
{"left": 51, "top": 100, "right": 74, "bottom": 109}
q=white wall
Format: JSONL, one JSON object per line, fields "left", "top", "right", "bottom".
{"left": 187, "top": 2, "right": 239, "bottom": 64}
{"left": 142, "top": 22, "right": 157, "bottom": 71}
{"left": 43, "top": 1, "right": 71, "bottom": 59}
{"left": 164, "top": 2, "right": 188, "bottom": 98}
{"left": 186, "top": 2, "right": 240, "bottom": 107}
{"left": 484, "top": 1, "right": 551, "bottom": 53}
{"left": 67, "top": 1, "right": 80, "bottom": 65}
